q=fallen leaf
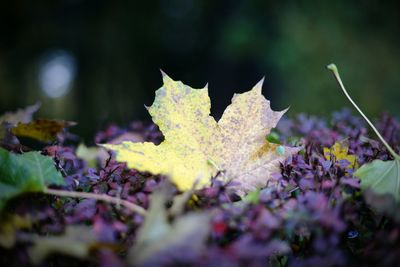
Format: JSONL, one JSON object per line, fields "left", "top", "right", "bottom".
{"left": 12, "top": 119, "right": 76, "bottom": 142}
{"left": 0, "top": 103, "right": 41, "bottom": 148}
{"left": 103, "top": 73, "right": 298, "bottom": 194}
{"left": 28, "top": 226, "right": 97, "bottom": 264}
{"left": 323, "top": 141, "right": 358, "bottom": 168}
{"left": 129, "top": 189, "right": 210, "bottom": 266}
{"left": 0, "top": 147, "right": 65, "bottom": 210}
{"left": 0, "top": 102, "right": 40, "bottom": 125}
{"left": 355, "top": 159, "right": 400, "bottom": 202}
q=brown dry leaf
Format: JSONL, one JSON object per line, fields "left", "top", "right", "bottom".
{"left": 12, "top": 119, "right": 76, "bottom": 142}
{"left": 0, "top": 103, "right": 41, "bottom": 147}
{"left": 103, "top": 73, "right": 299, "bottom": 195}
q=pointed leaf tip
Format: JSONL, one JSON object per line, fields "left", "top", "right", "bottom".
{"left": 281, "top": 106, "right": 290, "bottom": 114}
{"left": 159, "top": 69, "right": 173, "bottom": 83}
{"left": 159, "top": 68, "right": 167, "bottom": 77}
{"left": 253, "top": 77, "right": 265, "bottom": 93}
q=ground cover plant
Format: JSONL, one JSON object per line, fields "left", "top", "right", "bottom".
{"left": 1, "top": 65, "right": 400, "bottom": 266}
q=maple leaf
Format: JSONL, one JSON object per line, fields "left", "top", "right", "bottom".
{"left": 103, "top": 73, "right": 299, "bottom": 194}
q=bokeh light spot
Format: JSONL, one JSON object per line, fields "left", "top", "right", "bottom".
{"left": 38, "top": 50, "right": 76, "bottom": 98}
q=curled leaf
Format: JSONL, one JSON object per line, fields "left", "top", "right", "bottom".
{"left": 12, "top": 119, "right": 76, "bottom": 142}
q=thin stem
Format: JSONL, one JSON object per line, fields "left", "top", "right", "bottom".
{"left": 44, "top": 187, "right": 147, "bottom": 216}
{"left": 207, "top": 158, "right": 222, "bottom": 172}
{"left": 327, "top": 64, "right": 400, "bottom": 159}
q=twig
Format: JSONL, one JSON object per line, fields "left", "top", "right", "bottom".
{"left": 327, "top": 63, "right": 400, "bottom": 160}
{"left": 44, "top": 187, "right": 147, "bottom": 216}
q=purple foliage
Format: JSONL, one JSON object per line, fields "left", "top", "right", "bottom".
{"left": 2, "top": 110, "right": 400, "bottom": 267}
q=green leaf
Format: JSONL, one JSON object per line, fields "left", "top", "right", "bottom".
{"left": 266, "top": 132, "right": 281, "bottom": 144}
{"left": 0, "top": 147, "right": 65, "bottom": 210}
{"left": 355, "top": 159, "right": 400, "bottom": 202}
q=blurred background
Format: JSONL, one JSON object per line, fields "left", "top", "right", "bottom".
{"left": 1, "top": 0, "right": 400, "bottom": 141}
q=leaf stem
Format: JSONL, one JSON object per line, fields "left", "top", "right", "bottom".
{"left": 327, "top": 64, "right": 400, "bottom": 160}
{"left": 44, "top": 188, "right": 147, "bottom": 216}
{"left": 207, "top": 158, "right": 222, "bottom": 171}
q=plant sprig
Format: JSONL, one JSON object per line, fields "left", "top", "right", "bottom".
{"left": 327, "top": 63, "right": 400, "bottom": 160}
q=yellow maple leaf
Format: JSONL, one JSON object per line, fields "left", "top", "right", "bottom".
{"left": 323, "top": 141, "right": 358, "bottom": 168}
{"left": 102, "top": 73, "right": 299, "bottom": 194}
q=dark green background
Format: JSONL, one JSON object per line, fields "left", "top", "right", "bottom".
{"left": 1, "top": 1, "right": 399, "bottom": 140}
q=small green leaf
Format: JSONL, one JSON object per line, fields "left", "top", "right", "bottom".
{"left": 0, "top": 147, "right": 65, "bottom": 210}
{"left": 355, "top": 159, "right": 400, "bottom": 202}
{"left": 266, "top": 132, "right": 281, "bottom": 144}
